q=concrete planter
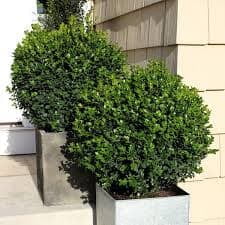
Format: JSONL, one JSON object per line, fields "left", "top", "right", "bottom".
{"left": 96, "top": 185, "right": 189, "bottom": 225}
{"left": 36, "top": 129, "right": 95, "bottom": 206}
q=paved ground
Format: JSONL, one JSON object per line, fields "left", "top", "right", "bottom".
{"left": 0, "top": 155, "right": 93, "bottom": 225}
{"left": 0, "top": 155, "right": 41, "bottom": 216}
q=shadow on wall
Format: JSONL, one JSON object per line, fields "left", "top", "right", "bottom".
{"left": 98, "top": 1, "right": 179, "bottom": 72}
{"left": 100, "top": 2, "right": 166, "bottom": 51}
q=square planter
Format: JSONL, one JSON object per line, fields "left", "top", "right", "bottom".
{"left": 36, "top": 129, "right": 95, "bottom": 206}
{"left": 96, "top": 185, "right": 189, "bottom": 225}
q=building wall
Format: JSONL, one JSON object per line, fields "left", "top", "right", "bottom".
{"left": 0, "top": 0, "right": 37, "bottom": 123}
{"left": 0, "top": 1, "right": 38, "bottom": 155}
{"left": 94, "top": 0, "right": 225, "bottom": 224}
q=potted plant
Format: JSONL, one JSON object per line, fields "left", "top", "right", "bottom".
{"left": 67, "top": 61, "right": 216, "bottom": 224}
{"left": 8, "top": 17, "right": 126, "bottom": 205}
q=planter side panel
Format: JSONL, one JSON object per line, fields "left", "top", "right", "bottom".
{"left": 96, "top": 186, "right": 115, "bottom": 225}
{"left": 36, "top": 130, "right": 95, "bottom": 206}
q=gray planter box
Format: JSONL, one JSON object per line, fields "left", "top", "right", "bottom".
{"left": 36, "top": 129, "right": 95, "bottom": 206}
{"left": 96, "top": 185, "right": 189, "bottom": 225}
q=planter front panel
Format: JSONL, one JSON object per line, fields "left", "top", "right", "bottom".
{"left": 116, "top": 195, "right": 189, "bottom": 225}
{"left": 96, "top": 185, "right": 189, "bottom": 225}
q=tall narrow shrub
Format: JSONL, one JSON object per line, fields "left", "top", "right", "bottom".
{"left": 41, "top": 0, "right": 88, "bottom": 30}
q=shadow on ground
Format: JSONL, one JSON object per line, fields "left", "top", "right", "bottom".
{"left": 60, "top": 139, "right": 97, "bottom": 225}
{"left": 60, "top": 144, "right": 96, "bottom": 204}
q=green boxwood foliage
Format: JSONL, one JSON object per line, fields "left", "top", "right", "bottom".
{"left": 40, "top": 0, "right": 88, "bottom": 30}
{"left": 37, "top": 0, "right": 47, "bottom": 14}
{"left": 9, "top": 17, "right": 126, "bottom": 132}
{"left": 68, "top": 61, "right": 215, "bottom": 197}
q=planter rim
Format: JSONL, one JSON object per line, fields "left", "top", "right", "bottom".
{"left": 38, "top": 129, "right": 67, "bottom": 135}
{"left": 96, "top": 184, "right": 189, "bottom": 203}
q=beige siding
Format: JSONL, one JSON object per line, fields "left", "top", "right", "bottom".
{"left": 95, "top": 0, "right": 225, "bottom": 223}
{"left": 221, "top": 135, "right": 225, "bottom": 177}
{"left": 179, "top": 177, "right": 225, "bottom": 223}
{"left": 190, "top": 218, "right": 225, "bottom": 225}
{"left": 177, "top": 45, "right": 225, "bottom": 91}
{"left": 200, "top": 91, "right": 225, "bottom": 134}
{"left": 209, "top": 0, "right": 225, "bottom": 44}
{"left": 95, "top": 0, "right": 225, "bottom": 47}
{"left": 200, "top": 135, "right": 220, "bottom": 179}
{"left": 187, "top": 135, "right": 220, "bottom": 182}
{"left": 176, "top": 0, "right": 208, "bottom": 45}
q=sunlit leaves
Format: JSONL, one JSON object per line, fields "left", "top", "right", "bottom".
{"left": 68, "top": 61, "right": 215, "bottom": 197}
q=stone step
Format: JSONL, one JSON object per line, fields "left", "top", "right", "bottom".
{"left": 0, "top": 205, "right": 94, "bottom": 225}
{"left": 0, "top": 175, "right": 94, "bottom": 225}
{"left": 0, "top": 125, "right": 36, "bottom": 155}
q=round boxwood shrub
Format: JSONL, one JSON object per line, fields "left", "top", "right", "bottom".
{"left": 67, "top": 61, "right": 215, "bottom": 197}
{"left": 9, "top": 17, "right": 126, "bottom": 132}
